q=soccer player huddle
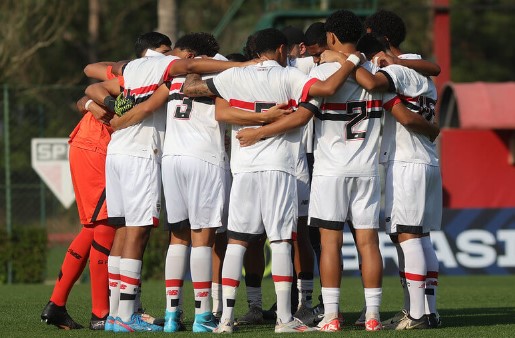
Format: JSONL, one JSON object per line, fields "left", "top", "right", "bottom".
{"left": 41, "top": 9, "right": 442, "bottom": 334}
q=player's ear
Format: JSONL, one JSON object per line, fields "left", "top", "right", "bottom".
{"left": 326, "top": 32, "right": 335, "bottom": 47}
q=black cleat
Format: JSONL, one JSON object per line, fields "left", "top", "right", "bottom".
{"left": 89, "top": 314, "right": 107, "bottom": 330}
{"left": 426, "top": 313, "right": 442, "bottom": 328}
{"left": 41, "top": 301, "right": 84, "bottom": 330}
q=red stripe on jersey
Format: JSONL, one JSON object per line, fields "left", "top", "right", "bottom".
{"left": 193, "top": 281, "right": 212, "bottom": 290}
{"left": 222, "top": 278, "right": 240, "bottom": 287}
{"left": 108, "top": 273, "right": 120, "bottom": 280}
{"left": 272, "top": 275, "right": 294, "bottom": 283}
{"left": 130, "top": 84, "right": 160, "bottom": 96}
{"left": 166, "top": 279, "right": 184, "bottom": 287}
{"left": 229, "top": 99, "right": 255, "bottom": 111}
{"left": 426, "top": 271, "right": 439, "bottom": 279}
{"left": 169, "top": 82, "right": 182, "bottom": 92}
{"left": 397, "top": 94, "right": 418, "bottom": 103}
{"left": 163, "top": 59, "right": 179, "bottom": 82}
{"left": 383, "top": 96, "right": 401, "bottom": 111}
{"left": 404, "top": 272, "right": 426, "bottom": 282}
{"left": 120, "top": 275, "right": 140, "bottom": 286}
{"left": 301, "top": 78, "right": 319, "bottom": 102}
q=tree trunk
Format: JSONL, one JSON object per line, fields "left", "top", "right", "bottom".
{"left": 88, "top": 0, "right": 99, "bottom": 64}
{"left": 157, "top": 0, "right": 178, "bottom": 43}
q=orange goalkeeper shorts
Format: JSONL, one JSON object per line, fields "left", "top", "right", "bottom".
{"left": 69, "top": 145, "right": 108, "bottom": 225}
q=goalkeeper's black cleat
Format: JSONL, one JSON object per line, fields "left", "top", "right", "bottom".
{"left": 89, "top": 313, "right": 108, "bottom": 330}
{"left": 41, "top": 301, "right": 84, "bottom": 330}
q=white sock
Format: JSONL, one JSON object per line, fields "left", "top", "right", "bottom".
{"left": 107, "top": 255, "right": 120, "bottom": 318}
{"left": 165, "top": 244, "right": 189, "bottom": 313}
{"left": 321, "top": 287, "right": 340, "bottom": 318}
{"left": 212, "top": 282, "right": 222, "bottom": 314}
{"left": 221, "top": 244, "right": 246, "bottom": 323}
{"left": 422, "top": 236, "right": 439, "bottom": 315}
{"left": 297, "top": 275, "right": 314, "bottom": 308}
{"left": 400, "top": 238, "right": 426, "bottom": 320}
{"left": 118, "top": 258, "right": 142, "bottom": 322}
{"left": 271, "top": 241, "right": 293, "bottom": 324}
{"left": 191, "top": 246, "right": 212, "bottom": 315}
{"left": 364, "top": 287, "right": 382, "bottom": 319}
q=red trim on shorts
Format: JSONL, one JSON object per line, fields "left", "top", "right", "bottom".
{"left": 272, "top": 275, "right": 294, "bottom": 283}
{"left": 120, "top": 275, "right": 140, "bottom": 286}
{"left": 108, "top": 273, "right": 120, "bottom": 280}
{"left": 404, "top": 272, "right": 426, "bottom": 282}
{"left": 426, "top": 271, "right": 439, "bottom": 278}
{"left": 166, "top": 279, "right": 184, "bottom": 287}
{"left": 222, "top": 278, "right": 240, "bottom": 287}
{"left": 193, "top": 281, "right": 212, "bottom": 290}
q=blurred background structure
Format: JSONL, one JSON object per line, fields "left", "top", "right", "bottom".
{"left": 1, "top": 0, "right": 514, "bottom": 283}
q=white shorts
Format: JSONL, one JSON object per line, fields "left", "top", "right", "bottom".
{"left": 296, "top": 155, "right": 310, "bottom": 217}
{"left": 105, "top": 154, "right": 161, "bottom": 227}
{"left": 309, "top": 175, "right": 380, "bottom": 230}
{"left": 228, "top": 171, "right": 297, "bottom": 242}
{"left": 162, "top": 155, "right": 225, "bottom": 230}
{"left": 384, "top": 161, "right": 442, "bottom": 234}
{"left": 216, "top": 168, "right": 232, "bottom": 234}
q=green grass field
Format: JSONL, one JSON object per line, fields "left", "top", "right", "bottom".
{"left": 1, "top": 274, "right": 514, "bottom": 337}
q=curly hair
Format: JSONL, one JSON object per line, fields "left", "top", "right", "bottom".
{"left": 134, "top": 32, "right": 172, "bottom": 58}
{"left": 364, "top": 10, "right": 406, "bottom": 48}
{"left": 175, "top": 32, "right": 220, "bottom": 57}
{"left": 324, "top": 10, "right": 364, "bottom": 45}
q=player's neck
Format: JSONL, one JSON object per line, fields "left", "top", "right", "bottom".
{"left": 330, "top": 42, "right": 356, "bottom": 54}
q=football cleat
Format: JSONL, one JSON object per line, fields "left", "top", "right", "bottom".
{"left": 275, "top": 317, "right": 313, "bottom": 333}
{"left": 104, "top": 315, "right": 115, "bottom": 331}
{"left": 382, "top": 309, "right": 408, "bottom": 326}
{"left": 164, "top": 310, "right": 186, "bottom": 332}
{"left": 383, "top": 312, "right": 430, "bottom": 330}
{"left": 89, "top": 314, "right": 107, "bottom": 330}
{"left": 193, "top": 312, "right": 219, "bottom": 332}
{"left": 213, "top": 318, "right": 235, "bottom": 333}
{"left": 41, "top": 301, "right": 84, "bottom": 330}
{"left": 426, "top": 312, "right": 442, "bottom": 328}
{"left": 293, "top": 304, "right": 316, "bottom": 326}
{"left": 317, "top": 314, "right": 341, "bottom": 332}
{"left": 113, "top": 314, "right": 163, "bottom": 332}
{"left": 365, "top": 315, "right": 383, "bottom": 331}
{"left": 235, "top": 306, "right": 264, "bottom": 325}
{"left": 354, "top": 306, "right": 366, "bottom": 326}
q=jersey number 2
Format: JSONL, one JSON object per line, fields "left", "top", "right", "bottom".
{"left": 345, "top": 101, "right": 367, "bottom": 140}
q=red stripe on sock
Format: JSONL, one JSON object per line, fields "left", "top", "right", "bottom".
{"left": 120, "top": 275, "right": 140, "bottom": 285}
{"left": 404, "top": 272, "right": 426, "bottom": 282}
{"left": 193, "top": 281, "right": 212, "bottom": 290}
{"left": 222, "top": 278, "right": 240, "bottom": 287}
{"left": 108, "top": 273, "right": 120, "bottom": 280}
{"left": 166, "top": 279, "right": 184, "bottom": 287}
{"left": 272, "top": 275, "right": 293, "bottom": 283}
{"left": 427, "top": 271, "right": 439, "bottom": 278}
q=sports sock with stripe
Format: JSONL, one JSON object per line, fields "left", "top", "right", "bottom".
{"left": 90, "top": 222, "right": 115, "bottom": 318}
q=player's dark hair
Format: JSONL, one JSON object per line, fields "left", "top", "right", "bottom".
{"left": 254, "top": 28, "right": 288, "bottom": 55}
{"left": 243, "top": 33, "right": 259, "bottom": 60}
{"left": 324, "top": 10, "right": 364, "bottom": 44}
{"left": 175, "top": 32, "right": 220, "bottom": 57}
{"left": 304, "top": 22, "right": 327, "bottom": 47}
{"left": 356, "top": 33, "right": 386, "bottom": 59}
{"left": 281, "top": 25, "right": 305, "bottom": 51}
{"left": 225, "top": 53, "right": 248, "bottom": 62}
{"left": 364, "top": 9, "right": 406, "bottom": 48}
{"left": 134, "top": 32, "right": 172, "bottom": 57}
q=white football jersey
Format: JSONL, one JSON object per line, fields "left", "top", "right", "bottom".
{"left": 210, "top": 60, "right": 317, "bottom": 175}
{"left": 107, "top": 54, "right": 178, "bottom": 159}
{"left": 378, "top": 54, "right": 439, "bottom": 166}
{"left": 309, "top": 61, "right": 396, "bottom": 177}
{"left": 162, "top": 72, "right": 227, "bottom": 167}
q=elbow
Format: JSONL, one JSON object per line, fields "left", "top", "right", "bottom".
{"left": 83, "top": 64, "right": 92, "bottom": 77}
{"left": 85, "top": 84, "right": 95, "bottom": 98}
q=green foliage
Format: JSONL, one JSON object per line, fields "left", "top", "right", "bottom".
{"left": 142, "top": 228, "right": 169, "bottom": 281}
{"left": 10, "top": 227, "right": 47, "bottom": 283}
